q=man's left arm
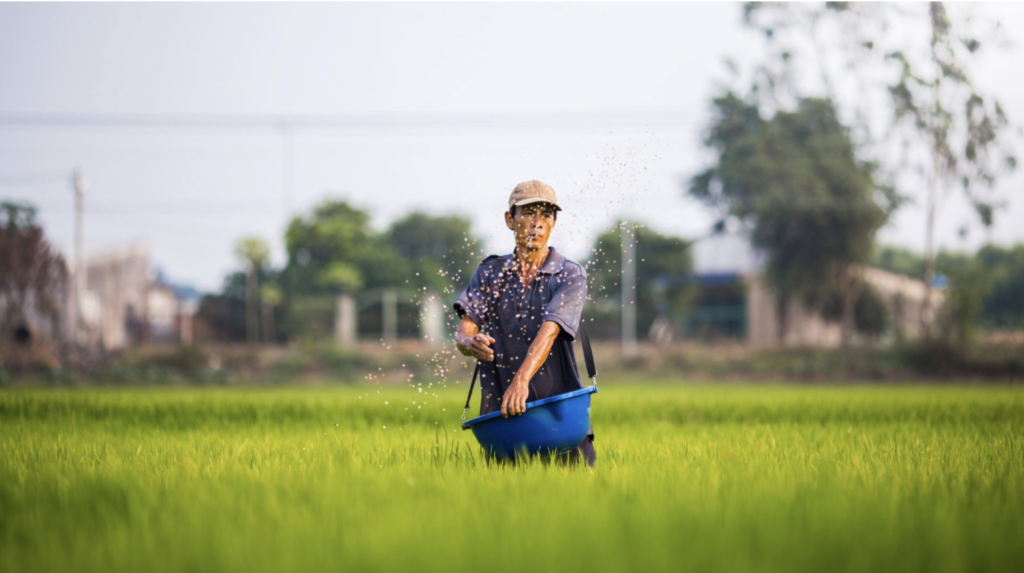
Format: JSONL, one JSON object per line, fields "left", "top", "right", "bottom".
{"left": 500, "top": 321, "right": 561, "bottom": 418}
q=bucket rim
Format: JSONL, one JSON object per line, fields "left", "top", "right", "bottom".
{"left": 461, "top": 385, "right": 597, "bottom": 430}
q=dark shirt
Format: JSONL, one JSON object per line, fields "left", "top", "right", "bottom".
{"left": 454, "top": 247, "right": 588, "bottom": 416}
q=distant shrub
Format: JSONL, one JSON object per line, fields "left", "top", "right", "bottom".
{"left": 900, "top": 337, "right": 1024, "bottom": 378}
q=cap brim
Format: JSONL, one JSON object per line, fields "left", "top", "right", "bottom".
{"left": 510, "top": 197, "right": 562, "bottom": 211}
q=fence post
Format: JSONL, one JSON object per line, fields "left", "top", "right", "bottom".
{"left": 420, "top": 291, "right": 443, "bottom": 349}
{"left": 335, "top": 293, "right": 356, "bottom": 348}
{"left": 180, "top": 299, "right": 198, "bottom": 346}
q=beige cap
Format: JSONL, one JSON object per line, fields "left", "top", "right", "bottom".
{"left": 508, "top": 180, "right": 562, "bottom": 211}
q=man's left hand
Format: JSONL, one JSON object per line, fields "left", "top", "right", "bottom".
{"left": 501, "top": 380, "right": 530, "bottom": 418}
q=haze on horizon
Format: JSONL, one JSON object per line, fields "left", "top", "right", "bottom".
{"left": 1, "top": 2, "right": 1022, "bottom": 292}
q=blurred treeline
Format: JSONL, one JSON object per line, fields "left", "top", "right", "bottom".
{"left": 873, "top": 244, "right": 1024, "bottom": 332}
{"left": 197, "top": 196, "right": 1024, "bottom": 348}
{"left": 196, "top": 199, "right": 700, "bottom": 345}
{"left": 5, "top": 195, "right": 1024, "bottom": 385}
{"left": 198, "top": 202, "right": 481, "bottom": 344}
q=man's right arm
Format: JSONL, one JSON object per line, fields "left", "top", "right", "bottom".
{"left": 455, "top": 316, "right": 495, "bottom": 362}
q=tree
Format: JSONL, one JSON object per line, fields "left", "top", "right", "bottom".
{"left": 741, "top": 2, "right": 1017, "bottom": 327}
{"left": 282, "top": 200, "right": 405, "bottom": 296}
{"left": 936, "top": 254, "right": 992, "bottom": 348}
{"left": 278, "top": 201, "right": 485, "bottom": 342}
{"left": 585, "top": 222, "right": 694, "bottom": 340}
{"left": 234, "top": 237, "right": 270, "bottom": 344}
{"left": 384, "top": 211, "right": 480, "bottom": 295}
{"left": 873, "top": 243, "right": 1024, "bottom": 332}
{"left": 259, "top": 283, "right": 282, "bottom": 344}
{"left": 195, "top": 271, "right": 248, "bottom": 342}
{"left": 871, "top": 244, "right": 927, "bottom": 280}
{"left": 0, "top": 202, "right": 68, "bottom": 365}
{"left": 821, "top": 284, "right": 890, "bottom": 338}
{"left": 690, "top": 95, "right": 898, "bottom": 344}
{"left": 976, "top": 244, "right": 1024, "bottom": 329}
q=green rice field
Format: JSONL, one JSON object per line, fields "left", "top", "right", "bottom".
{"left": 1, "top": 383, "right": 1022, "bottom": 572}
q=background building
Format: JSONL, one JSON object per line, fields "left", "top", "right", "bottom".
{"left": 75, "top": 243, "right": 197, "bottom": 350}
{"left": 687, "top": 235, "right": 943, "bottom": 348}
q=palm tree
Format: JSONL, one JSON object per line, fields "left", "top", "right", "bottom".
{"left": 233, "top": 237, "right": 270, "bottom": 344}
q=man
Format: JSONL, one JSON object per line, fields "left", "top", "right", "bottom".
{"left": 453, "top": 180, "right": 595, "bottom": 466}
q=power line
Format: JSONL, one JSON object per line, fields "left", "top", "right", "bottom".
{"left": 36, "top": 208, "right": 287, "bottom": 216}
{"left": 0, "top": 169, "right": 71, "bottom": 188}
{"left": 0, "top": 110, "right": 701, "bottom": 134}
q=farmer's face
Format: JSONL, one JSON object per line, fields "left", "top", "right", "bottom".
{"left": 505, "top": 203, "right": 557, "bottom": 251}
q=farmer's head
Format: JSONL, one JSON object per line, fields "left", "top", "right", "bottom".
{"left": 505, "top": 180, "right": 560, "bottom": 251}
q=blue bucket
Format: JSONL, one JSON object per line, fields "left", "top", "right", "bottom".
{"left": 461, "top": 385, "right": 597, "bottom": 459}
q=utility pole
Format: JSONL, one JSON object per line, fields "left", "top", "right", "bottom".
{"left": 280, "top": 122, "right": 295, "bottom": 216}
{"left": 621, "top": 222, "right": 637, "bottom": 358}
{"left": 920, "top": 12, "right": 942, "bottom": 334}
{"left": 921, "top": 152, "right": 938, "bottom": 333}
{"left": 70, "top": 167, "right": 86, "bottom": 346}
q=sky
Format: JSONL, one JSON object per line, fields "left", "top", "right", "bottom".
{"left": 1, "top": 2, "right": 1023, "bottom": 292}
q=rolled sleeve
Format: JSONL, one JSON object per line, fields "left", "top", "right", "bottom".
{"left": 453, "top": 298, "right": 484, "bottom": 327}
{"left": 543, "top": 264, "right": 587, "bottom": 340}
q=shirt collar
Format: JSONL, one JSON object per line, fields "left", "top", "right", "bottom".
{"left": 508, "top": 246, "right": 565, "bottom": 275}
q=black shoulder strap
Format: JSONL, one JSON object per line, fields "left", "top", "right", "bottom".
{"left": 461, "top": 321, "right": 597, "bottom": 422}
{"left": 577, "top": 322, "right": 597, "bottom": 380}
{"left": 461, "top": 362, "right": 480, "bottom": 422}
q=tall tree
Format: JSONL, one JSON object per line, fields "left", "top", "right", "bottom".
{"left": 233, "top": 237, "right": 270, "bottom": 344}
{"left": 259, "top": 283, "right": 282, "bottom": 344}
{"left": 690, "top": 95, "right": 897, "bottom": 344}
{"left": 741, "top": 2, "right": 1017, "bottom": 328}
{"left": 0, "top": 202, "right": 68, "bottom": 357}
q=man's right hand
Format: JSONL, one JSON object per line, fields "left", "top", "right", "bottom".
{"left": 456, "top": 332, "right": 496, "bottom": 362}
{"left": 455, "top": 316, "right": 495, "bottom": 361}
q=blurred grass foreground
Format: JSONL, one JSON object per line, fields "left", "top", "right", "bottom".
{"left": 2, "top": 384, "right": 1022, "bottom": 573}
